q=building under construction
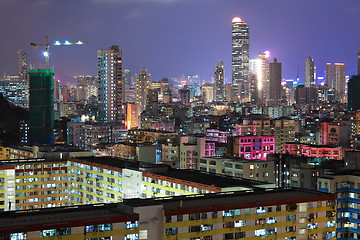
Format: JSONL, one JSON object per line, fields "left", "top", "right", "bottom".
{"left": 28, "top": 69, "right": 54, "bottom": 144}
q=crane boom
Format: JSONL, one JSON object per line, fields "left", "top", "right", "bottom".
{"left": 30, "top": 35, "right": 88, "bottom": 69}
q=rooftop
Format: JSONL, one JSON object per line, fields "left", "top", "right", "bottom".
{"left": 0, "top": 203, "right": 137, "bottom": 234}
{"left": 72, "top": 156, "right": 268, "bottom": 189}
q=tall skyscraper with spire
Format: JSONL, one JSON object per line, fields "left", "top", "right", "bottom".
{"left": 97, "top": 45, "right": 124, "bottom": 123}
{"left": 231, "top": 17, "right": 249, "bottom": 101}
{"left": 214, "top": 60, "right": 224, "bottom": 101}
{"left": 305, "top": 56, "right": 315, "bottom": 88}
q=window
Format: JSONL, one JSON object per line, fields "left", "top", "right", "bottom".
{"left": 256, "top": 207, "right": 266, "bottom": 214}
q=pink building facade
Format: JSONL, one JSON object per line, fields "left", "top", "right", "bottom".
{"left": 205, "top": 129, "right": 231, "bottom": 143}
{"left": 282, "top": 143, "right": 344, "bottom": 160}
{"left": 234, "top": 136, "right": 275, "bottom": 160}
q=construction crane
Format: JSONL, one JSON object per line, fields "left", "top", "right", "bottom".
{"left": 30, "top": 35, "right": 88, "bottom": 69}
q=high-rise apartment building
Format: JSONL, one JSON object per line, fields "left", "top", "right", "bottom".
{"left": 333, "top": 63, "right": 346, "bottom": 99}
{"left": 17, "top": 49, "right": 27, "bottom": 81}
{"left": 214, "top": 60, "right": 224, "bottom": 101}
{"left": 325, "top": 63, "right": 332, "bottom": 88}
{"left": 29, "top": 69, "right": 54, "bottom": 144}
{"left": 136, "top": 68, "right": 151, "bottom": 112}
{"left": 305, "top": 56, "right": 315, "bottom": 88}
{"left": 97, "top": 45, "right": 124, "bottom": 123}
{"left": 269, "top": 58, "right": 282, "bottom": 105}
{"left": 231, "top": 17, "right": 249, "bottom": 101}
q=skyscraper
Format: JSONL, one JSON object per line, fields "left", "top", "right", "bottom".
{"left": 29, "top": 69, "right": 54, "bottom": 144}
{"left": 214, "top": 60, "right": 224, "bottom": 101}
{"left": 325, "top": 63, "right": 332, "bottom": 88}
{"left": 136, "top": 68, "right": 151, "bottom": 112}
{"left": 348, "top": 75, "right": 360, "bottom": 111}
{"left": 249, "top": 51, "right": 270, "bottom": 103}
{"left": 333, "top": 63, "right": 346, "bottom": 99}
{"left": 123, "top": 69, "right": 132, "bottom": 88}
{"left": 305, "top": 56, "right": 315, "bottom": 88}
{"left": 258, "top": 51, "right": 270, "bottom": 101}
{"left": 231, "top": 17, "right": 249, "bottom": 101}
{"left": 97, "top": 45, "right": 124, "bottom": 123}
{"left": 17, "top": 49, "right": 27, "bottom": 81}
{"left": 269, "top": 58, "right": 282, "bottom": 105}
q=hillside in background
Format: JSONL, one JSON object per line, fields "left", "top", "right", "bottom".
{"left": 0, "top": 94, "right": 29, "bottom": 146}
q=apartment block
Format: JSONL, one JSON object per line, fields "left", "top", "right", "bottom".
{"left": 318, "top": 170, "right": 360, "bottom": 239}
{"left": 0, "top": 188, "right": 336, "bottom": 240}
{"left": 198, "top": 156, "right": 276, "bottom": 183}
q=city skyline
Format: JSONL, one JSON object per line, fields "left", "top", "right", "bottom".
{"left": 0, "top": 0, "right": 359, "bottom": 84}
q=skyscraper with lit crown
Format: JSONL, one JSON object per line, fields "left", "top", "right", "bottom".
{"left": 231, "top": 17, "right": 249, "bottom": 101}
{"left": 333, "top": 63, "right": 345, "bottom": 99}
{"left": 97, "top": 45, "right": 124, "bottom": 123}
{"left": 325, "top": 63, "right": 332, "bottom": 88}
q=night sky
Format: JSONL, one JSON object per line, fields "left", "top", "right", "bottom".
{"left": 0, "top": 0, "right": 359, "bottom": 84}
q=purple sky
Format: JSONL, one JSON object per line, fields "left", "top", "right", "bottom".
{"left": 0, "top": 0, "right": 359, "bottom": 84}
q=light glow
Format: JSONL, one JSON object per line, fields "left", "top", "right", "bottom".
{"left": 232, "top": 17, "right": 242, "bottom": 23}
{"left": 43, "top": 51, "right": 49, "bottom": 57}
{"left": 64, "top": 40, "right": 70, "bottom": 45}
{"left": 54, "top": 41, "right": 61, "bottom": 45}
{"left": 264, "top": 51, "right": 270, "bottom": 59}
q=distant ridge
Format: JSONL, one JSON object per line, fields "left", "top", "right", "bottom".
{"left": 0, "top": 94, "right": 29, "bottom": 146}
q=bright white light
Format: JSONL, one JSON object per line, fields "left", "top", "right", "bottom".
{"left": 43, "top": 51, "right": 49, "bottom": 57}
{"left": 77, "top": 41, "right": 82, "bottom": 44}
{"left": 232, "top": 17, "right": 242, "bottom": 23}
{"left": 264, "top": 51, "right": 270, "bottom": 59}
{"left": 64, "top": 40, "right": 70, "bottom": 45}
{"left": 54, "top": 41, "right": 61, "bottom": 45}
